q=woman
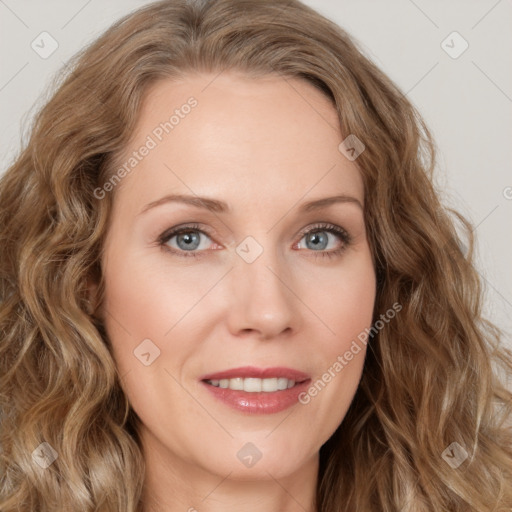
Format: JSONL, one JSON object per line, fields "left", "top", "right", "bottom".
{"left": 1, "top": 0, "right": 511, "bottom": 510}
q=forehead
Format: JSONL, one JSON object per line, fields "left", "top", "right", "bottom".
{"left": 111, "top": 71, "right": 364, "bottom": 212}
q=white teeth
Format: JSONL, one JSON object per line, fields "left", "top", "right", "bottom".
{"left": 262, "top": 378, "right": 277, "bottom": 392}
{"left": 230, "top": 377, "right": 244, "bottom": 390}
{"left": 206, "top": 377, "right": 297, "bottom": 392}
{"left": 277, "top": 377, "right": 289, "bottom": 390}
{"left": 244, "top": 378, "right": 261, "bottom": 392}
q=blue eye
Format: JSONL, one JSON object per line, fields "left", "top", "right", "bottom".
{"left": 158, "top": 223, "right": 214, "bottom": 257}
{"left": 295, "top": 223, "right": 352, "bottom": 259}
{"left": 158, "top": 222, "right": 351, "bottom": 259}
{"left": 298, "top": 229, "right": 341, "bottom": 251}
{"left": 168, "top": 229, "right": 206, "bottom": 251}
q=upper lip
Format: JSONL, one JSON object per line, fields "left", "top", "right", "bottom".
{"left": 200, "top": 366, "right": 310, "bottom": 382}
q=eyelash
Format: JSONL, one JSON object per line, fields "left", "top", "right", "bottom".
{"left": 157, "top": 222, "right": 352, "bottom": 260}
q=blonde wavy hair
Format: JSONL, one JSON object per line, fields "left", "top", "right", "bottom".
{"left": 1, "top": 0, "right": 511, "bottom": 510}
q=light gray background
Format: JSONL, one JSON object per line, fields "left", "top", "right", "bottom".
{"left": 1, "top": 0, "right": 511, "bottom": 352}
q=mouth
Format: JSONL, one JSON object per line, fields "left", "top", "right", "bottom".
{"left": 203, "top": 376, "right": 305, "bottom": 392}
{"left": 199, "top": 366, "right": 311, "bottom": 414}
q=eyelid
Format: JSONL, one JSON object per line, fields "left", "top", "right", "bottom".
{"left": 157, "top": 222, "right": 215, "bottom": 243}
{"left": 295, "top": 222, "right": 350, "bottom": 242}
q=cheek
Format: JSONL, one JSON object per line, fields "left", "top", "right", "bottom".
{"left": 99, "top": 251, "right": 193, "bottom": 426}
{"left": 299, "top": 250, "right": 375, "bottom": 411}
{"left": 99, "top": 244, "right": 225, "bottom": 382}
{"left": 101, "top": 239, "right": 195, "bottom": 334}
{"left": 308, "top": 250, "right": 376, "bottom": 348}
{"left": 99, "top": 246, "right": 173, "bottom": 373}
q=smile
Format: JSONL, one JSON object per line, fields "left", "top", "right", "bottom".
{"left": 199, "top": 367, "right": 311, "bottom": 414}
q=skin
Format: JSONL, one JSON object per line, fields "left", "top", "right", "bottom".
{"left": 91, "top": 71, "right": 376, "bottom": 512}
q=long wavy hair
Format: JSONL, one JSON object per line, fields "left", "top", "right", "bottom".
{"left": 1, "top": 0, "right": 511, "bottom": 510}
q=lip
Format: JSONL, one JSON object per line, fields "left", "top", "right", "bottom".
{"left": 199, "top": 366, "right": 310, "bottom": 382}
{"left": 199, "top": 366, "right": 311, "bottom": 414}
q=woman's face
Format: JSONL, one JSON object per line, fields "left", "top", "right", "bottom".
{"left": 96, "top": 71, "right": 376, "bottom": 481}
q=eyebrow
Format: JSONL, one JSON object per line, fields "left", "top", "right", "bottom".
{"left": 138, "top": 193, "right": 363, "bottom": 216}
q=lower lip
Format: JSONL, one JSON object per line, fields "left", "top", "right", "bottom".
{"left": 200, "top": 380, "right": 311, "bottom": 414}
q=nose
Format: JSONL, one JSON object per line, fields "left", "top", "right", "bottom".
{"left": 225, "top": 243, "right": 302, "bottom": 340}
